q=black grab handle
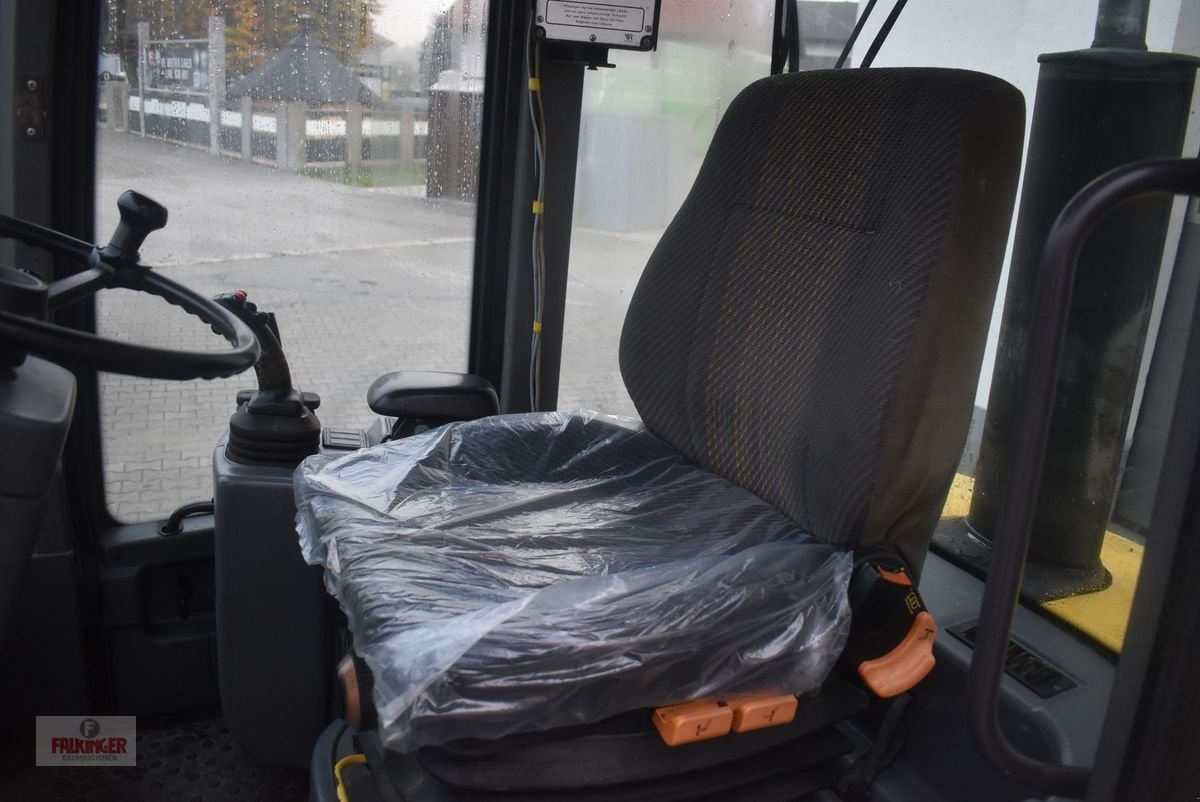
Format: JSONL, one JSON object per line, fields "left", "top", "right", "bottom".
{"left": 966, "top": 157, "right": 1200, "bottom": 798}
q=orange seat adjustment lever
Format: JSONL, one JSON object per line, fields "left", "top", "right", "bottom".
{"left": 727, "top": 694, "right": 798, "bottom": 733}
{"left": 654, "top": 693, "right": 800, "bottom": 745}
{"left": 652, "top": 701, "right": 732, "bottom": 746}
{"left": 857, "top": 610, "right": 938, "bottom": 698}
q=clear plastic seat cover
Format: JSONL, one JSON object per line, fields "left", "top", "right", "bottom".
{"left": 295, "top": 411, "right": 852, "bottom": 752}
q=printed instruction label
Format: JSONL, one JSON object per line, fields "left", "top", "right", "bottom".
{"left": 546, "top": 1, "right": 646, "bottom": 32}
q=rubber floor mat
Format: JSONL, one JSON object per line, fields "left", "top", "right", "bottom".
{"left": 0, "top": 715, "right": 308, "bottom": 801}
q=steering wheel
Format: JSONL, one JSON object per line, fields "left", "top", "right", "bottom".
{"left": 0, "top": 191, "right": 259, "bottom": 380}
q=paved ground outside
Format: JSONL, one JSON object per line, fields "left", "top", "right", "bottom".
{"left": 96, "top": 129, "right": 661, "bottom": 521}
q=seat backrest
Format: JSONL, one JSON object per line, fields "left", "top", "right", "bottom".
{"left": 619, "top": 68, "right": 1024, "bottom": 571}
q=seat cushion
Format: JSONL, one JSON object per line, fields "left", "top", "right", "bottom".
{"left": 296, "top": 412, "right": 852, "bottom": 752}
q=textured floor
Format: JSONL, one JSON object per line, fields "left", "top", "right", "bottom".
{"left": 0, "top": 716, "right": 308, "bottom": 801}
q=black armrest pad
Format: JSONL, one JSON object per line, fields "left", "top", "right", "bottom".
{"left": 367, "top": 371, "right": 499, "bottom": 422}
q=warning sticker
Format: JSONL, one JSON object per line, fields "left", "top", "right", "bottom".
{"left": 546, "top": 1, "right": 645, "bottom": 33}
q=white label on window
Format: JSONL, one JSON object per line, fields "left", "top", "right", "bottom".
{"left": 546, "top": 1, "right": 645, "bottom": 32}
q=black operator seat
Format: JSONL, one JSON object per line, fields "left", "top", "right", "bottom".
{"left": 297, "top": 68, "right": 1025, "bottom": 795}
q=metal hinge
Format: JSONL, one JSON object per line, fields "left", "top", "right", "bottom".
{"left": 16, "top": 75, "right": 46, "bottom": 140}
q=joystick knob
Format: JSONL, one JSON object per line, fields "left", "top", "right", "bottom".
{"left": 102, "top": 190, "right": 168, "bottom": 264}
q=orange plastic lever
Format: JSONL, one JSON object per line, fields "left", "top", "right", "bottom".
{"left": 857, "top": 611, "right": 938, "bottom": 698}
{"left": 876, "top": 565, "right": 912, "bottom": 586}
{"left": 652, "top": 701, "right": 732, "bottom": 746}
{"left": 727, "top": 694, "right": 798, "bottom": 733}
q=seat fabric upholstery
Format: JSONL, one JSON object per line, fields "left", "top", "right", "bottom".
{"left": 621, "top": 69, "right": 1024, "bottom": 570}
{"left": 297, "top": 412, "right": 851, "bottom": 752}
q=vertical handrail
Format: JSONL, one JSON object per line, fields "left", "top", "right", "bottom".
{"left": 835, "top": 0, "right": 880, "bottom": 69}
{"left": 859, "top": 0, "right": 909, "bottom": 68}
{"left": 966, "top": 157, "right": 1200, "bottom": 798}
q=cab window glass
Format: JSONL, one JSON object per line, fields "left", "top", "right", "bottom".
{"left": 556, "top": 0, "right": 1198, "bottom": 653}
{"left": 860, "top": 0, "right": 1195, "bottom": 652}
{"left": 556, "top": 0, "right": 800, "bottom": 416}
{"left": 96, "top": 0, "right": 487, "bottom": 521}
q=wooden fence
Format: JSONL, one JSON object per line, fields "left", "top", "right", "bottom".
{"left": 100, "top": 83, "right": 426, "bottom": 172}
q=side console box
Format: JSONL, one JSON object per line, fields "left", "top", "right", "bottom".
{"left": 213, "top": 438, "right": 333, "bottom": 769}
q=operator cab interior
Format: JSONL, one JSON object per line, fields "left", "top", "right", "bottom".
{"left": 1, "top": 1, "right": 1199, "bottom": 801}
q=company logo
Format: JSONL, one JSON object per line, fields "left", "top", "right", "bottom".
{"left": 36, "top": 716, "right": 136, "bottom": 767}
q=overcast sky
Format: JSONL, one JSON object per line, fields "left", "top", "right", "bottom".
{"left": 373, "top": 0, "right": 456, "bottom": 48}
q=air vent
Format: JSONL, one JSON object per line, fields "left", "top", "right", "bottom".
{"left": 950, "top": 622, "right": 1078, "bottom": 699}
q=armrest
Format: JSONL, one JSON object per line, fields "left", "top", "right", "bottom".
{"left": 366, "top": 371, "right": 499, "bottom": 422}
